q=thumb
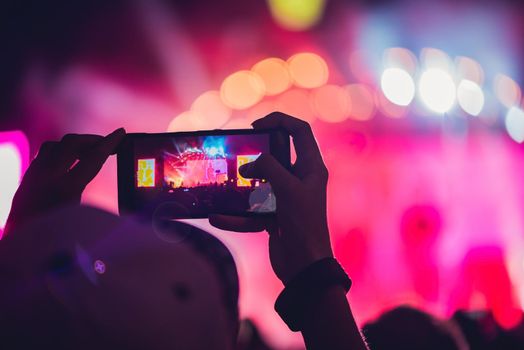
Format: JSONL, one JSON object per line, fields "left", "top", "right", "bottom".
{"left": 239, "top": 153, "right": 297, "bottom": 195}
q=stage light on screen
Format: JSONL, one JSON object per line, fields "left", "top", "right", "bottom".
{"left": 418, "top": 68, "right": 456, "bottom": 114}
{"left": 287, "top": 52, "right": 329, "bottom": 89}
{"left": 505, "top": 107, "right": 524, "bottom": 143}
{"left": 380, "top": 68, "right": 415, "bottom": 106}
{"left": 457, "top": 80, "right": 485, "bottom": 116}
{"left": 0, "top": 131, "right": 29, "bottom": 238}
{"left": 137, "top": 159, "right": 155, "bottom": 187}
{"left": 267, "top": 0, "right": 326, "bottom": 31}
{"left": 252, "top": 58, "right": 292, "bottom": 96}
{"left": 237, "top": 155, "right": 260, "bottom": 187}
{"left": 494, "top": 74, "right": 521, "bottom": 108}
{"left": 312, "top": 84, "right": 351, "bottom": 123}
{"left": 220, "top": 70, "right": 266, "bottom": 110}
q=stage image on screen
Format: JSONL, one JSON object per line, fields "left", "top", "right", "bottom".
{"left": 137, "top": 158, "right": 155, "bottom": 187}
{"left": 133, "top": 133, "right": 276, "bottom": 215}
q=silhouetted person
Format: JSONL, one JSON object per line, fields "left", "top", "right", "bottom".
{"left": 363, "top": 306, "right": 468, "bottom": 350}
{"left": 2, "top": 112, "right": 369, "bottom": 350}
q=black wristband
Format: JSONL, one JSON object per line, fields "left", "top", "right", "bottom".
{"left": 274, "top": 257, "right": 352, "bottom": 332}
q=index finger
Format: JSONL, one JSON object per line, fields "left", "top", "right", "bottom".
{"left": 68, "top": 128, "right": 126, "bottom": 188}
{"left": 252, "top": 112, "right": 323, "bottom": 165}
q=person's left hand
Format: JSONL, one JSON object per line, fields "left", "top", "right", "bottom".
{"left": 4, "top": 128, "right": 125, "bottom": 235}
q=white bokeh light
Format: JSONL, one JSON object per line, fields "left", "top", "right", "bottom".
{"left": 505, "top": 107, "right": 524, "bottom": 143}
{"left": 418, "top": 68, "right": 456, "bottom": 114}
{"left": 380, "top": 68, "right": 416, "bottom": 106}
{"left": 457, "top": 80, "right": 484, "bottom": 116}
{"left": 0, "top": 144, "right": 21, "bottom": 230}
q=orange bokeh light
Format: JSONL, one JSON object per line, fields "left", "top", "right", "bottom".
{"left": 246, "top": 100, "right": 277, "bottom": 124}
{"left": 312, "top": 84, "right": 350, "bottom": 123}
{"left": 167, "top": 111, "right": 201, "bottom": 132}
{"left": 220, "top": 70, "right": 266, "bottom": 110}
{"left": 274, "top": 89, "right": 315, "bottom": 123}
{"left": 287, "top": 52, "right": 329, "bottom": 89}
{"left": 345, "top": 84, "right": 376, "bottom": 121}
{"left": 252, "top": 58, "right": 292, "bottom": 96}
{"left": 191, "top": 90, "right": 232, "bottom": 129}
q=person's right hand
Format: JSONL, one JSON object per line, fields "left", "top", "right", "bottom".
{"left": 210, "top": 112, "right": 333, "bottom": 284}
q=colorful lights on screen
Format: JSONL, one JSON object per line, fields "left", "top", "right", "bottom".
{"left": 237, "top": 154, "right": 260, "bottom": 187}
{"left": 137, "top": 158, "right": 155, "bottom": 187}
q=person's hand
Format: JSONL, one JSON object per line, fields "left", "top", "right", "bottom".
{"left": 210, "top": 112, "right": 333, "bottom": 284}
{"left": 4, "top": 128, "right": 126, "bottom": 235}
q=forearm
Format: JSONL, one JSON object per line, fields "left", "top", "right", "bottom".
{"left": 301, "top": 286, "right": 368, "bottom": 350}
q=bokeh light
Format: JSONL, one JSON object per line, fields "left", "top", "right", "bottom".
{"left": 376, "top": 90, "right": 408, "bottom": 118}
{"left": 220, "top": 70, "right": 266, "bottom": 110}
{"left": 274, "top": 89, "right": 315, "bottom": 123}
{"left": 494, "top": 74, "right": 522, "bottom": 108}
{"left": 457, "top": 80, "right": 485, "bottom": 116}
{"left": 191, "top": 90, "right": 232, "bottom": 129}
{"left": 287, "top": 52, "right": 329, "bottom": 89}
{"left": 420, "top": 47, "right": 453, "bottom": 71}
{"left": 246, "top": 100, "right": 277, "bottom": 124}
{"left": 267, "top": 0, "right": 326, "bottom": 31}
{"left": 0, "top": 131, "right": 29, "bottom": 237}
{"left": 380, "top": 67, "right": 416, "bottom": 106}
{"left": 251, "top": 58, "right": 292, "bottom": 96}
{"left": 312, "top": 84, "right": 351, "bottom": 123}
{"left": 505, "top": 107, "right": 524, "bottom": 143}
{"left": 167, "top": 111, "right": 200, "bottom": 132}
{"left": 419, "top": 68, "right": 456, "bottom": 114}
{"left": 455, "top": 56, "right": 484, "bottom": 85}
{"left": 383, "top": 47, "right": 418, "bottom": 75}
{"left": 0, "top": 145, "right": 21, "bottom": 232}
{"left": 345, "top": 84, "right": 376, "bottom": 121}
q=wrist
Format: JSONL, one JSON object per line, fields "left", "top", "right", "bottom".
{"left": 274, "top": 257, "right": 352, "bottom": 331}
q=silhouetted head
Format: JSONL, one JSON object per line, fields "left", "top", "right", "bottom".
{"left": 0, "top": 205, "right": 239, "bottom": 350}
{"left": 363, "top": 306, "right": 468, "bottom": 350}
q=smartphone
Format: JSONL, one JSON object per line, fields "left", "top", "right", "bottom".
{"left": 117, "top": 128, "right": 290, "bottom": 219}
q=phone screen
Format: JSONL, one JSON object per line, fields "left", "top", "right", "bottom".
{"left": 118, "top": 130, "right": 289, "bottom": 218}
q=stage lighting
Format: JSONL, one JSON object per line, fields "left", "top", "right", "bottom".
{"left": 380, "top": 68, "right": 415, "bottom": 106}
{"left": 191, "top": 90, "right": 232, "bottom": 128}
{"left": 0, "top": 131, "right": 29, "bottom": 237}
{"left": 457, "top": 80, "right": 484, "bottom": 116}
{"left": 220, "top": 70, "right": 266, "bottom": 110}
{"left": 267, "top": 0, "right": 326, "bottom": 31}
{"left": 251, "top": 57, "right": 292, "bottom": 96}
{"left": 287, "top": 52, "right": 329, "bottom": 89}
{"left": 312, "top": 84, "right": 350, "bottom": 123}
{"left": 505, "top": 107, "right": 524, "bottom": 143}
{"left": 418, "top": 68, "right": 456, "bottom": 114}
{"left": 494, "top": 74, "right": 521, "bottom": 109}
{"left": 345, "top": 84, "right": 376, "bottom": 121}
